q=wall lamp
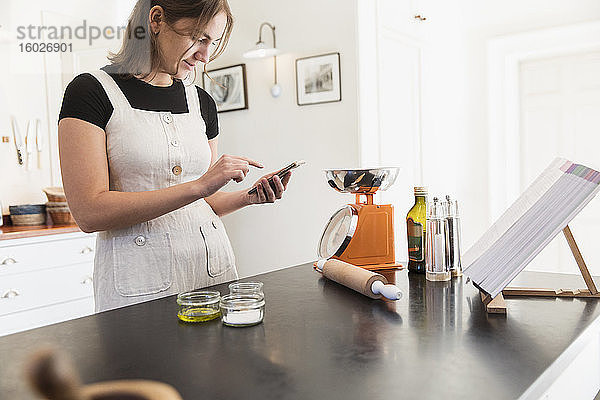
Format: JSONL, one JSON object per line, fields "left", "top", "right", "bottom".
{"left": 243, "top": 22, "right": 281, "bottom": 98}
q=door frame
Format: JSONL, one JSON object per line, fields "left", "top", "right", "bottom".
{"left": 356, "top": 0, "right": 424, "bottom": 181}
{"left": 487, "top": 20, "right": 600, "bottom": 222}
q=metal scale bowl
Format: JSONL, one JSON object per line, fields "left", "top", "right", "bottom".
{"left": 318, "top": 167, "right": 402, "bottom": 271}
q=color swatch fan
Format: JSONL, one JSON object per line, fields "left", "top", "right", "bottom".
{"left": 463, "top": 158, "right": 600, "bottom": 299}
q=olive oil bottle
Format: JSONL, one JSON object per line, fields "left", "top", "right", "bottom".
{"left": 406, "top": 187, "right": 428, "bottom": 273}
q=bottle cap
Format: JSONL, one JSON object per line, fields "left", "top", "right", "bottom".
{"left": 428, "top": 197, "right": 444, "bottom": 218}
{"left": 443, "top": 195, "right": 460, "bottom": 217}
{"left": 414, "top": 186, "right": 428, "bottom": 196}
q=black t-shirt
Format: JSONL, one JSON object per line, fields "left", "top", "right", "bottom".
{"left": 58, "top": 65, "right": 219, "bottom": 140}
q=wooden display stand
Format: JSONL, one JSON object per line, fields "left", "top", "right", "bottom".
{"left": 480, "top": 225, "right": 600, "bottom": 314}
{"left": 480, "top": 291, "right": 508, "bottom": 314}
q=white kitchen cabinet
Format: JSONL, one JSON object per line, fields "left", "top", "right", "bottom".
{"left": 0, "top": 232, "right": 96, "bottom": 336}
{"left": 358, "top": 0, "right": 465, "bottom": 261}
{"left": 357, "top": 0, "right": 432, "bottom": 261}
{"left": 376, "top": 0, "right": 430, "bottom": 39}
{"left": 0, "top": 298, "right": 94, "bottom": 337}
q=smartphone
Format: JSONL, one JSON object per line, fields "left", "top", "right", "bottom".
{"left": 248, "top": 160, "right": 306, "bottom": 195}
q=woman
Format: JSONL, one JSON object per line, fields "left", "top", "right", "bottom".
{"left": 58, "top": 0, "right": 291, "bottom": 312}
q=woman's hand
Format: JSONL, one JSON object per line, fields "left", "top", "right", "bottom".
{"left": 195, "top": 155, "right": 263, "bottom": 198}
{"left": 247, "top": 171, "right": 292, "bottom": 205}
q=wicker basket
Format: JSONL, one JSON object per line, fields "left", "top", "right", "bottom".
{"left": 46, "top": 201, "right": 69, "bottom": 208}
{"left": 43, "top": 187, "right": 67, "bottom": 203}
{"left": 48, "top": 210, "right": 75, "bottom": 225}
{"left": 11, "top": 213, "right": 46, "bottom": 226}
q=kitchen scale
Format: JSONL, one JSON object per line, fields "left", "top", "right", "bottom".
{"left": 317, "top": 167, "right": 403, "bottom": 271}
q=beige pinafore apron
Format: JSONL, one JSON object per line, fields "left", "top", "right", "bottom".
{"left": 89, "top": 70, "right": 238, "bottom": 313}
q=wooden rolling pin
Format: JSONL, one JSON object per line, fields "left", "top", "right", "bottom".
{"left": 315, "top": 259, "right": 402, "bottom": 300}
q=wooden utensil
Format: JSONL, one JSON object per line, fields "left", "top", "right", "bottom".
{"left": 315, "top": 259, "right": 402, "bottom": 300}
{"left": 26, "top": 347, "right": 183, "bottom": 400}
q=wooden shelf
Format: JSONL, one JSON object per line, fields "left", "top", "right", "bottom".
{"left": 0, "top": 223, "right": 81, "bottom": 241}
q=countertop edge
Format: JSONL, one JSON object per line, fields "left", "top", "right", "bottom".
{"left": 518, "top": 307, "right": 600, "bottom": 399}
{"left": 0, "top": 225, "right": 81, "bottom": 241}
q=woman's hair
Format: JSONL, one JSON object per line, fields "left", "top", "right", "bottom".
{"left": 108, "top": 0, "right": 233, "bottom": 79}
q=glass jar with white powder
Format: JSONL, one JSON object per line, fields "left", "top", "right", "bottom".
{"left": 220, "top": 293, "right": 265, "bottom": 327}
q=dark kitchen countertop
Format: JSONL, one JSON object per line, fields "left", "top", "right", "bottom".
{"left": 1, "top": 263, "right": 600, "bottom": 399}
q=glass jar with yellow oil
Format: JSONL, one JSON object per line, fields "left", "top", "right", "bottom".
{"left": 177, "top": 290, "right": 221, "bottom": 322}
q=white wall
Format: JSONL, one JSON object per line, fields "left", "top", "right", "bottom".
{"left": 209, "top": 0, "right": 360, "bottom": 277}
{"left": 4, "top": 0, "right": 599, "bottom": 278}
{"left": 352, "top": 0, "right": 600, "bottom": 270}
{"left": 2, "top": 0, "right": 360, "bottom": 279}
{"left": 451, "top": 0, "right": 600, "bottom": 249}
{"left": 395, "top": 0, "right": 600, "bottom": 253}
{"left": 0, "top": 0, "right": 132, "bottom": 213}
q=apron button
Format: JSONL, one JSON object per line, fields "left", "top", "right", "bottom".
{"left": 134, "top": 235, "right": 146, "bottom": 246}
{"left": 170, "top": 139, "right": 179, "bottom": 147}
{"left": 163, "top": 114, "right": 173, "bottom": 124}
{"left": 172, "top": 165, "right": 182, "bottom": 175}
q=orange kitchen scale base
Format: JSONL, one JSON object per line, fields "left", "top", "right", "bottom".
{"left": 317, "top": 168, "right": 404, "bottom": 272}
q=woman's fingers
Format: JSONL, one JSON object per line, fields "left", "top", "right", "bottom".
{"left": 261, "top": 178, "right": 276, "bottom": 202}
{"left": 232, "top": 170, "right": 245, "bottom": 183}
{"left": 260, "top": 178, "right": 275, "bottom": 203}
{"left": 257, "top": 183, "right": 266, "bottom": 203}
{"left": 246, "top": 169, "right": 292, "bottom": 205}
{"left": 237, "top": 161, "right": 250, "bottom": 176}
{"left": 280, "top": 171, "right": 292, "bottom": 189}
{"left": 272, "top": 175, "right": 284, "bottom": 199}
{"left": 224, "top": 160, "right": 250, "bottom": 183}
{"left": 231, "top": 155, "right": 263, "bottom": 169}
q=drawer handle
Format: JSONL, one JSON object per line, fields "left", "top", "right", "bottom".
{"left": 81, "top": 277, "right": 93, "bottom": 285}
{"left": 2, "top": 289, "right": 20, "bottom": 299}
{"left": 1, "top": 257, "right": 17, "bottom": 266}
{"left": 80, "top": 246, "right": 94, "bottom": 255}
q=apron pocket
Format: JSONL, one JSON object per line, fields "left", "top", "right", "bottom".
{"left": 112, "top": 232, "right": 173, "bottom": 297}
{"left": 200, "top": 218, "right": 236, "bottom": 278}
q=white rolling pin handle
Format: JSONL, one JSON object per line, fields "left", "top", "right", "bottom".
{"left": 316, "top": 259, "right": 327, "bottom": 272}
{"left": 371, "top": 280, "right": 403, "bottom": 301}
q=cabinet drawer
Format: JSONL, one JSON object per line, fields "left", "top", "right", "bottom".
{"left": 0, "top": 297, "right": 94, "bottom": 337}
{"left": 0, "top": 262, "right": 94, "bottom": 317}
{"left": 0, "top": 236, "right": 95, "bottom": 276}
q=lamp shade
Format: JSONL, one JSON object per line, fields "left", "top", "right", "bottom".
{"left": 243, "top": 42, "right": 280, "bottom": 59}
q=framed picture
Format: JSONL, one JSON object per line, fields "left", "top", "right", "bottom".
{"left": 202, "top": 64, "right": 248, "bottom": 113}
{"left": 295, "top": 52, "right": 341, "bottom": 106}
